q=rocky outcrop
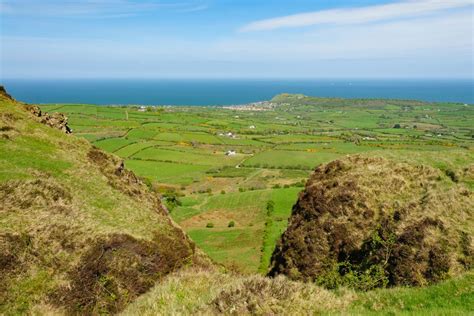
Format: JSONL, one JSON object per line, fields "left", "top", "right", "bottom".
{"left": 24, "top": 104, "right": 72, "bottom": 134}
{"left": 269, "top": 156, "right": 473, "bottom": 289}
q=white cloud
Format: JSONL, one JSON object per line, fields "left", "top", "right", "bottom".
{"left": 224, "top": 11, "right": 473, "bottom": 62}
{"left": 1, "top": 1, "right": 472, "bottom": 78}
{"left": 240, "top": 0, "right": 474, "bottom": 32}
{"left": 0, "top": 0, "right": 208, "bottom": 17}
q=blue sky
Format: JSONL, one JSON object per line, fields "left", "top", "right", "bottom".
{"left": 1, "top": 0, "right": 473, "bottom": 79}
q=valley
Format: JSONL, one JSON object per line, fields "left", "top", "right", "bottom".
{"left": 40, "top": 94, "right": 474, "bottom": 273}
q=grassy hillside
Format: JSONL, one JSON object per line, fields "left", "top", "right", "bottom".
{"left": 0, "top": 88, "right": 206, "bottom": 314}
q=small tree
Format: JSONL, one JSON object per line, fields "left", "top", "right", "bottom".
{"left": 206, "top": 222, "right": 214, "bottom": 228}
{"left": 228, "top": 221, "right": 235, "bottom": 228}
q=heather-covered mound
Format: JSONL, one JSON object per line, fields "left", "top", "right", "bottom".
{"left": 0, "top": 87, "right": 206, "bottom": 314}
{"left": 270, "top": 156, "right": 473, "bottom": 289}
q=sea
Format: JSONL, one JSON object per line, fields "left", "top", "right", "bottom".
{"left": 2, "top": 79, "right": 473, "bottom": 106}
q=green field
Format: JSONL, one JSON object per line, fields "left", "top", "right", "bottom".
{"left": 41, "top": 95, "right": 474, "bottom": 273}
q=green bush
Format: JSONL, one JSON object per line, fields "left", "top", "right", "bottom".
{"left": 206, "top": 222, "right": 214, "bottom": 228}
{"left": 228, "top": 221, "right": 235, "bottom": 228}
{"left": 316, "top": 262, "right": 389, "bottom": 291}
{"left": 163, "top": 190, "right": 182, "bottom": 211}
{"left": 445, "top": 169, "right": 459, "bottom": 183}
{"left": 266, "top": 200, "right": 275, "bottom": 216}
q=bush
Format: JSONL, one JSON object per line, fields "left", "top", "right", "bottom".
{"left": 163, "top": 190, "right": 182, "bottom": 211}
{"left": 445, "top": 169, "right": 459, "bottom": 183}
{"left": 228, "top": 221, "right": 235, "bottom": 228}
{"left": 266, "top": 200, "right": 275, "bottom": 216}
{"left": 393, "top": 123, "right": 401, "bottom": 129}
{"left": 221, "top": 190, "right": 226, "bottom": 194}
{"left": 206, "top": 222, "right": 214, "bottom": 228}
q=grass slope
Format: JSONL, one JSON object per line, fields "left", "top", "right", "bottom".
{"left": 0, "top": 89, "right": 205, "bottom": 314}
{"left": 122, "top": 267, "right": 474, "bottom": 315}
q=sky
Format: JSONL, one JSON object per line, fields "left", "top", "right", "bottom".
{"left": 0, "top": 0, "right": 473, "bottom": 79}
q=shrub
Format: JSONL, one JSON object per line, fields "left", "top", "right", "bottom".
{"left": 445, "top": 169, "right": 459, "bottom": 183}
{"left": 393, "top": 123, "right": 401, "bottom": 129}
{"left": 221, "top": 190, "right": 226, "bottom": 194}
{"left": 228, "top": 221, "right": 235, "bottom": 228}
{"left": 163, "top": 191, "right": 182, "bottom": 211}
{"left": 266, "top": 200, "right": 275, "bottom": 216}
{"left": 206, "top": 223, "right": 214, "bottom": 228}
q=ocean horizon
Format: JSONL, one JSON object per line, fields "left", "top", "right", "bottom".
{"left": 2, "top": 79, "right": 473, "bottom": 106}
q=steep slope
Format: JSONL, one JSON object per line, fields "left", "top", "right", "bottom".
{"left": 0, "top": 87, "right": 206, "bottom": 314}
{"left": 269, "top": 156, "right": 473, "bottom": 288}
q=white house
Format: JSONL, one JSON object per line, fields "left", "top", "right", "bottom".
{"left": 225, "top": 150, "right": 236, "bottom": 156}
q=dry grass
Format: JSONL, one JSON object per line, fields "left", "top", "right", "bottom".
{"left": 121, "top": 267, "right": 355, "bottom": 315}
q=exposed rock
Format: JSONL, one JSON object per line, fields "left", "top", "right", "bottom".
{"left": 269, "top": 156, "right": 473, "bottom": 288}
{"left": 40, "top": 112, "right": 72, "bottom": 133}
{"left": 23, "top": 104, "right": 72, "bottom": 134}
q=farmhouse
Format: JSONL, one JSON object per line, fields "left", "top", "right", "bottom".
{"left": 225, "top": 150, "right": 236, "bottom": 156}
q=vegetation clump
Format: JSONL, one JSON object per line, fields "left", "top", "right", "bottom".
{"left": 55, "top": 229, "right": 194, "bottom": 314}
{"left": 269, "top": 156, "right": 473, "bottom": 289}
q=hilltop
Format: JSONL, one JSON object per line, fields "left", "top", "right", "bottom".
{"left": 270, "top": 156, "right": 473, "bottom": 288}
{"left": 0, "top": 87, "right": 208, "bottom": 314}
